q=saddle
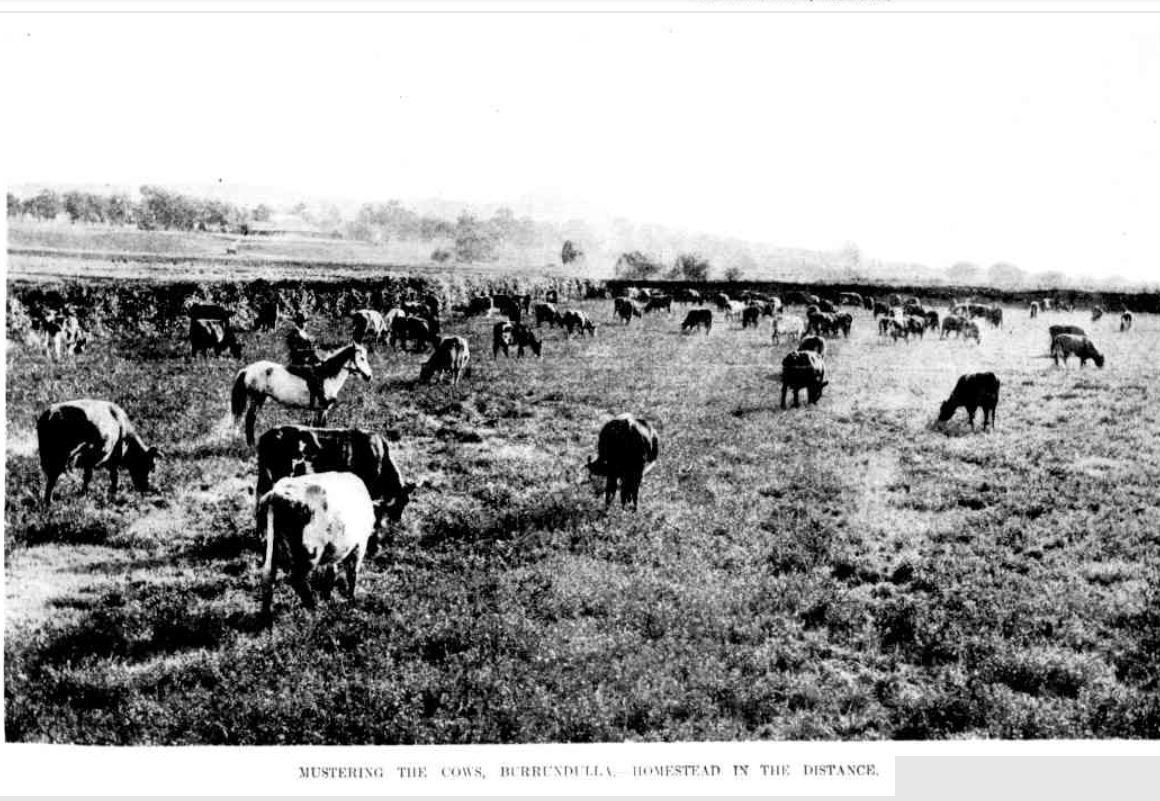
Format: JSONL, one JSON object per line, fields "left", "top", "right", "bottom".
{"left": 285, "top": 364, "right": 330, "bottom": 410}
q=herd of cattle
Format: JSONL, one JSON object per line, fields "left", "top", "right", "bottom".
{"left": 20, "top": 282, "right": 1134, "bottom": 621}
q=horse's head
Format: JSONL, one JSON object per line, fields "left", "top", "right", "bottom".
{"left": 350, "top": 344, "right": 373, "bottom": 381}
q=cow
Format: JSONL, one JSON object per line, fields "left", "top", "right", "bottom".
{"left": 940, "top": 315, "right": 965, "bottom": 339}
{"left": 644, "top": 295, "right": 673, "bottom": 314}
{"left": 961, "top": 320, "right": 982, "bottom": 344}
{"left": 1121, "top": 312, "right": 1134, "bottom": 332}
{"left": 984, "top": 306, "right": 1003, "bottom": 328}
{"left": 713, "top": 293, "right": 733, "bottom": 311}
{"left": 937, "top": 373, "right": 1000, "bottom": 432}
{"left": 873, "top": 301, "right": 891, "bottom": 318}
{"left": 1091, "top": 306, "right": 1104, "bottom": 322}
{"left": 806, "top": 311, "right": 838, "bottom": 337}
{"left": 492, "top": 321, "right": 515, "bottom": 358}
{"left": 835, "top": 312, "right": 853, "bottom": 338}
{"left": 511, "top": 323, "right": 543, "bottom": 358}
{"left": 887, "top": 294, "right": 903, "bottom": 307}
{"left": 351, "top": 309, "right": 388, "bottom": 344}
{"left": 784, "top": 291, "right": 811, "bottom": 306}
{"left": 1048, "top": 324, "right": 1087, "bottom": 348}
{"left": 534, "top": 302, "right": 561, "bottom": 328}
{"left": 741, "top": 305, "right": 761, "bottom": 329}
{"left": 258, "top": 472, "right": 379, "bottom": 620}
{"left": 419, "top": 336, "right": 470, "bottom": 388}
{"left": 37, "top": 399, "right": 162, "bottom": 507}
{"left": 286, "top": 324, "right": 320, "bottom": 366}
{"left": 38, "top": 315, "right": 87, "bottom": 360}
{"left": 255, "top": 300, "right": 280, "bottom": 332}
{"left": 190, "top": 318, "right": 242, "bottom": 359}
{"left": 390, "top": 315, "right": 435, "bottom": 352}
{"left": 723, "top": 300, "right": 747, "bottom": 321}
{"left": 188, "top": 303, "right": 232, "bottom": 322}
{"left": 585, "top": 413, "right": 659, "bottom": 509}
{"left": 1029, "top": 301, "right": 1040, "bottom": 319}
{"left": 561, "top": 309, "right": 597, "bottom": 337}
{"left": 781, "top": 350, "right": 827, "bottom": 409}
{"left": 862, "top": 296, "right": 874, "bottom": 311}
{"left": 676, "top": 288, "right": 702, "bottom": 305}
{"left": 422, "top": 292, "right": 442, "bottom": 318}
{"left": 1051, "top": 334, "right": 1104, "bottom": 368}
{"left": 492, "top": 295, "right": 523, "bottom": 323}
{"left": 464, "top": 296, "right": 495, "bottom": 316}
{"left": 924, "top": 309, "right": 941, "bottom": 331}
{"left": 545, "top": 289, "right": 559, "bottom": 304}
{"left": 838, "top": 292, "right": 863, "bottom": 307}
{"left": 771, "top": 315, "right": 804, "bottom": 344}
{"left": 797, "top": 335, "right": 826, "bottom": 356}
{"left": 878, "top": 316, "right": 894, "bottom": 337}
{"left": 905, "top": 316, "right": 926, "bottom": 340}
{"left": 255, "top": 426, "right": 416, "bottom": 521}
{"left": 616, "top": 298, "right": 644, "bottom": 324}
{"left": 817, "top": 298, "right": 837, "bottom": 314}
{"left": 681, "top": 308, "right": 712, "bottom": 334}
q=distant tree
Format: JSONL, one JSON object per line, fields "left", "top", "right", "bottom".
{"left": 561, "top": 239, "right": 584, "bottom": 265}
{"left": 614, "top": 251, "right": 665, "bottom": 280}
{"left": 1032, "top": 270, "right": 1067, "bottom": 290}
{"left": 672, "top": 252, "right": 711, "bottom": 282}
{"left": 251, "top": 204, "right": 272, "bottom": 222}
{"left": 454, "top": 212, "right": 498, "bottom": 262}
{"left": 6, "top": 192, "right": 19, "bottom": 218}
{"left": 723, "top": 265, "right": 743, "bottom": 282}
{"left": 26, "top": 189, "right": 62, "bottom": 221}
{"left": 987, "top": 261, "right": 1026, "bottom": 287}
{"left": 105, "top": 194, "right": 133, "bottom": 226}
{"left": 419, "top": 215, "right": 455, "bottom": 241}
{"left": 137, "top": 185, "right": 198, "bottom": 230}
{"left": 946, "top": 261, "right": 981, "bottom": 285}
{"left": 431, "top": 247, "right": 452, "bottom": 263}
{"left": 841, "top": 241, "right": 862, "bottom": 273}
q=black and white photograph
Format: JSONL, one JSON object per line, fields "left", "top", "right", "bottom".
{"left": 2, "top": 0, "right": 1159, "bottom": 795}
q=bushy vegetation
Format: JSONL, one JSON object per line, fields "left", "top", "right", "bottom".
{"left": 6, "top": 283, "right": 1160, "bottom": 743}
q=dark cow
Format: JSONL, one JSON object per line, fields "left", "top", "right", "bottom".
{"left": 873, "top": 301, "right": 891, "bottom": 317}
{"left": 838, "top": 292, "right": 863, "bottom": 307}
{"left": 835, "top": 312, "right": 853, "bottom": 338}
{"left": 561, "top": 309, "right": 597, "bottom": 337}
{"left": 1048, "top": 324, "right": 1086, "bottom": 348}
{"left": 188, "top": 303, "right": 232, "bottom": 322}
{"left": 493, "top": 321, "right": 515, "bottom": 358}
{"left": 465, "top": 296, "right": 495, "bottom": 316}
{"left": 713, "top": 293, "right": 732, "bottom": 311}
{"left": 887, "top": 294, "right": 902, "bottom": 307}
{"left": 940, "top": 315, "right": 966, "bottom": 339}
{"left": 37, "top": 399, "right": 162, "bottom": 506}
{"left": 256, "top": 425, "right": 415, "bottom": 520}
{"left": 390, "top": 315, "right": 435, "bottom": 352}
{"left": 862, "top": 296, "right": 874, "bottom": 311}
{"left": 924, "top": 309, "right": 941, "bottom": 331}
{"left": 545, "top": 289, "right": 559, "bottom": 304}
{"left": 937, "top": 373, "right": 1000, "bottom": 432}
{"left": 905, "top": 315, "right": 926, "bottom": 339}
{"left": 817, "top": 298, "right": 837, "bottom": 313}
{"left": 1121, "top": 312, "right": 1134, "bottom": 332}
{"left": 1029, "top": 301, "right": 1040, "bottom": 319}
{"left": 741, "top": 305, "right": 761, "bottom": 329}
{"left": 585, "top": 413, "right": 659, "bottom": 509}
{"left": 190, "top": 318, "right": 242, "bottom": 359}
{"left": 677, "top": 288, "right": 702, "bottom": 305}
{"left": 644, "top": 295, "right": 673, "bottom": 314}
{"left": 419, "top": 336, "right": 471, "bottom": 388}
{"left": 493, "top": 295, "right": 523, "bottom": 323}
{"left": 1091, "top": 306, "right": 1104, "bottom": 322}
{"left": 806, "top": 311, "right": 839, "bottom": 337}
{"left": 511, "top": 323, "right": 543, "bottom": 358}
{"left": 255, "top": 300, "right": 280, "bottom": 332}
{"left": 985, "top": 306, "right": 1004, "bottom": 328}
{"left": 535, "top": 302, "right": 561, "bottom": 328}
{"left": 1052, "top": 334, "right": 1105, "bottom": 368}
{"left": 781, "top": 350, "right": 827, "bottom": 409}
{"left": 616, "top": 298, "right": 643, "bottom": 324}
{"left": 681, "top": 308, "right": 712, "bottom": 334}
{"left": 797, "top": 334, "right": 826, "bottom": 356}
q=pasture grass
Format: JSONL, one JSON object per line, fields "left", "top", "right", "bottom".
{"left": 6, "top": 296, "right": 1160, "bottom": 742}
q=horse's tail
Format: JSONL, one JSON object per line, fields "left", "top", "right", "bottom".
{"left": 231, "top": 368, "right": 249, "bottom": 426}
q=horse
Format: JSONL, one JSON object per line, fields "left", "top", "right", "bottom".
{"left": 231, "top": 344, "right": 373, "bottom": 446}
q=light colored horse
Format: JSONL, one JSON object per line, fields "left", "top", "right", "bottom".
{"left": 231, "top": 343, "right": 372, "bottom": 446}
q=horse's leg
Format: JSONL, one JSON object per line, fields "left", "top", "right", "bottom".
{"left": 107, "top": 462, "right": 119, "bottom": 501}
{"left": 81, "top": 464, "right": 94, "bottom": 495}
{"left": 245, "top": 395, "right": 264, "bottom": 446}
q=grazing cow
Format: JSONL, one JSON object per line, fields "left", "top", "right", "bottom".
{"left": 258, "top": 472, "right": 379, "bottom": 620}
{"left": 741, "top": 305, "right": 761, "bottom": 329}
{"left": 677, "top": 288, "right": 702, "bottom": 305}
{"left": 616, "top": 298, "right": 644, "bottom": 324}
{"left": 255, "top": 426, "right": 416, "bottom": 520}
{"left": 1121, "top": 312, "right": 1134, "bottom": 332}
{"left": 835, "top": 312, "right": 853, "bottom": 338}
{"left": 961, "top": 320, "right": 982, "bottom": 344}
{"left": 390, "top": 315, "right": 435, "bottom": 352}
{"left": 561, "top": 309, "right": 597, "bottom": 337}
{"left": 1051, "top": 334, "right": 1104, "bottom": 368}
{"left": 807, "top": 311, "right": 839, "bottom": 337}
{"left": 511, "top": 323, "right": 543, "bottom": 358}
{"left": 784, "top": 291, "right": 811, "bottom": 306}
{"left": 465, "top": 296, "right": 495, "bottom": 316}
{"left": 905, "top": 315, "right": 926, "bottom": 340}
{"left": 839, "top": 292, "right": 863, "bottom": 307}
{"left": 873, "top": 301, "right": 891, "bottom": 318}
{"left": 351, "top": 309, "right": 388, "bottom": 344}
{"left": 1048, "top": 324, "right": 1087, "bottom": 348}
{"left": 937, "top": 372, "right": 1000, "bottom": 432}
{"left": 492, "top": 321, "right": 515, "bottom": 358}
{"left": 188, "top": 303, "right": 232, "bottom": 322}
{"left": 713, "top": 293, "right": 733, "bottom": 311}
{"left": 286, "top": 324, "right": 320, "bottom": 366}
{"left": 1091, "top": 306, "right": 1104, "bottom": 322}
{"left": 984, "top": 306, "right": 1003, "bottom": 327}
{"left": 492, "top": 295, "right": 523, "bottom": 323}
{"left": 535, "top": 302, "right": 562, "bottom": 328}
{"left": 644, "top": 295, "right": 673, "bottom": 314}
{"left": 924, "top": 309, "right": 941, "bottom": 331}
{"left": 190, "top": 318, "right": 242, "bottom": 359}
{"left": 1029, "top": 301, "right": 1040, "bottom": 319}
{"left": 771, "top": 315, "right": 804, "bottom": 344}
{"left": 255, "top": 300, "right": 280, "bottom": 332}
{"left": 862, "top": 296, "right": 874, "bottom": 311}
{"left": 817, "top": 298, "right": 837, "bottom": 314}
{"left": 940, "top": 315, "right": 965, "bottom": 339}
{"left": 37, "top": 399, "right": 162, "bottom": 506}
{"left": 681, "top": 308, "right": 712, "bottom": 334}
{"left": 781, "top": 350, "right": 828, "bottom": 409}
{"left": 419, "top": 336, "right": 470, "bottom": 388}
{"left": 878, "top": 316, "right": 893, "bottom": 337}
{"left": 723, "top": 300, "right": 747, "bottom": 321}
{"left": 797, "top": 335, "right": 826, "bottom": 356}
{"left": 585, "top": 413, "right": 659, "bottom": 509}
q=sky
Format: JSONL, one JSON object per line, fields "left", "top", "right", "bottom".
{"left": 2, "top": 8, "right": 1159, "bottom": 280}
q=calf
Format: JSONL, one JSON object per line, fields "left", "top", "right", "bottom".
{"left": 511, "top": 323, "right": 542, "bottom": 357}
{"left": 390, "top": 315, "right": 435, "bottom": 352}
{"left": 493, "top": 321, "right": 515, "bottom": 358}
{"left": 259, "top": 472, "right": 379, "bottom": 620}
{"left": 780, "top": 350, "right": 828, "bottom": 408}
{"left": 771, "top": 314, "right": 804, "bottom": 344}
{"left": 585, "top": 413, "right": 659, "bottom": 509}
{"left": 937, "top": 372, "right": 1000, "bottom": 431}
{"left": 37, "top": 399, "right": 162, "bottom": 506}
{"left": 681, "top": 308, "right": 712, "bottom": 334}
{"left": 1051, "top": 334, "right": 1104, "bottom": 368}
{"left": 190, "top": 318, "right": 242, "bottom": 359}
{"left": 256, "top": 425, "right": 416, "bottom": 520}
{"left": 741, "top": 305, "right": 761, "bottom": 329}
{"left": 419, "top": 336, "right": 471, "bottom": 388}
{"left": 1121, "top": 311, "right": 1134, "bottom": 332}
{"left": 905, "top": 315, "right": 926, "bottom": 340}
{"left": 616, "top": 298, "right": 644, "bottom": 324}
{"left": 561, "top": 309, "right": 597, "bottom": 337}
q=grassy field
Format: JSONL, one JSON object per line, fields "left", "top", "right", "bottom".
{"left": 5, "top": 293, "right": 1160, "bottom": 743}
